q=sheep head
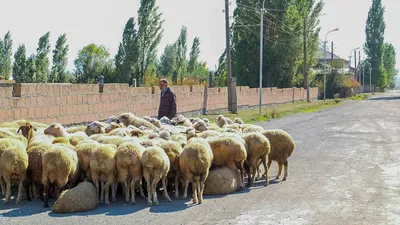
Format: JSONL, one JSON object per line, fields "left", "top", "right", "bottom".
{"left": 143, "top": 116, "right": 151, "bottom": 121}
{"left": 105, "top": 122, "right": 122, "bottom": 133}
{"left": 159, "top": 130, "right": 171, "bottom": 141}
{"left": 106, "top": 115, "right": 119, "bottom": 124}
{"left": 17, "top": 122, "right": 37, "bottom": 139}
{"left": 119, "top": 112, "right": 135, "bottom": 127}
{"left": 192, "top": 120, "right": 207, "bottom": 132}
{"left": 130, "top": 129, "right": 144, "bottom": 138}
{"left": 185, "top": 128, "right": 197, "bottom": 141}
{"left": 85, "top": 121, "right": 105, "bottom": 136}
{"left": 44, "top": 123, "right": 65, "bottom": 137}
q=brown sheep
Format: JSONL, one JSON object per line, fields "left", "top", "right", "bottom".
{"left": 160, "top": 141, "right": 183, "bottom": 199}
{"left": 0, "top": 146, "right": 28, "bottom": 204}
{"left": 241, "top": 133, "right": 271, "bottom": 187}
{"left": 90, "top": 144, "right": 117, "bottom": 205}
{"left": 141, "top": 146, "right": 171, "bottom": 206}
{"left": 179, "top": 138, "right": 213, "bottom": 204}
{"left": 259, "top": 129, "right": 295, "bottom": 181}
{"left": 206, "top": 136, "right": 247, "bottom": 189}
{"left": 119, "top": 112, "right": 159, "bottom": 131}
{"left": 42, "top": 144, "right": 79, "bottom": 208}
{"left": 115, "top": 142, "right": 145, "bottom": 203}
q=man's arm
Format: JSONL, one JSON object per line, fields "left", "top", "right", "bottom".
{"left": 169, "top": 92, "right": 177, "bottom": 118}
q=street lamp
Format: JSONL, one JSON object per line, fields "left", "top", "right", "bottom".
{"left": 349, "top": 47, "right": 360, "bottom": 78}
{"left": 324, "top": 28, "right": 339, "bottom": 100}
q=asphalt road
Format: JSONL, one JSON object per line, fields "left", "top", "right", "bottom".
{"left": 1, "top": 92, "right": 400, "bottom": 225}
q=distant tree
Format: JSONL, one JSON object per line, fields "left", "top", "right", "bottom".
{"left": 26, "top": 54, "right": 36, "bottom": 83}
{"left": 382, "top": 43, "right": 396, "bottom": 89}
{"left": 50, "top": 34, "right": 69, "bottom": 83}
{"left": 35, "top": 32, "right": 51, "bottom": 82}
{"left": 115, "top": 17, "right": 139, "bottom": 83}
{"left": 364, "top": 0, "right": 385, "bottom": 89}
{"left": 188, "top": 37, "right": 200, "bottom": 74}
{"left": 214, "top": 51, "right": 227, "bottom": 87}
{"left": 158, "top": 44, "right": 177, "bottom": 79}
{"left": 73, "top": 43, "right": 113, "bottom": 83}
{"left": 136, "top": 0, "right": 164, "bottom": 85}
{"left": 12, "top": 44, "right": 27, "bottom": 83}
{"left": 0, "top": 31, "right": 13, "bottom": 79}
{"left": 175, "top": 26, "right": 188, "bottom": 84}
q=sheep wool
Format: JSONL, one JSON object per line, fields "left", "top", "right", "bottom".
{"left": 52, "top": 181, "right": 98, "bottom": 213}
{"left": 203, "top": 167, "right": 239, "bottom": 195}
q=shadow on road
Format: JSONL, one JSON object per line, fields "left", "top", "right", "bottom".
{"left": 367, "top": 95, "right": 400, "bottom": 101}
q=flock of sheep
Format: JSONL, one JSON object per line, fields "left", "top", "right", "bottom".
{"left": 0, "top": 112, "right": 295, "bottom": 213}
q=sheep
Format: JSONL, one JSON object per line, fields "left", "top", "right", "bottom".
{"left": 90, "top": 144, "right": 117, "bottom": 205}
{"left": 141, "top": 146, "right": 171, "bottom": 206}
{"left": 242, "top": 124, "right": 264, "bottom": 133}
{"left": 43, "top": 122, "right": 88, "bottom": 146}
{"left": 206, "top": 136, "right": 247, "bottom": 189}
{"left": 85, "top": 121, "right": 105, "bottom": 136}
{"left": 0, "top": 145, "right": 28, "bottom": 204}
{"left": 107, "top": 127, "right": 134, "bottom": 137}
{"left": 115, "top": 142, "right": 145, "bottom": 203}
{"left": 18, "top": 122, "right": 54, "bottom": 147}
{"left": 216, "top": 115, "right": 228, "bottom": 128}
{"left": 160, "top": 141, "right": 183, "bottom": 199}
{"left": 75, "top": 142, "right": 99, "bottom": 182}
{"left": 241, "top": 132, "right": 271, "bottom": 187}
{"left": 225, "top": 117, "right": 234, "bottom": 124}
{"left": 52, "top": 181, "right": 98, "bottom": 213}
{"left": 52, "top": 137, "right": 71, "bottom": 145}
{"left": 42, "top": 144, "right": 80, "bottom": 208}
{"left": 202, "top": 118, "right": 210, "bottom": 126}
{"left": 172, "top": 114, "right": 192, "bottom": 127}
{"left": 159, "top": 116, "right": 172, "bottom": 125}
{"left": 179, "top": 138, "right": 213, "bottom": 204}
{"left": 146, "top": 117, "right": 162, "bottom": 128}
{"left": 192, "top": 120, "right": 208, "bottom": 132}
{"left": 186, "top": 129, "right": 222, "bottom": 141}
{"left": 259, "top": 129, "right": 295, "bottom": 181}
{"left": 66, "top": 125, "right": 87, "bottom": 134}
{"left": 119, "top": 112, "right": 159, "bottom": 131}
{"left": 159, "top": 129, "right": 172, "bottom": 141}
{"left": 233, "top": 117, "right": 245, "bottom": 125}
{"left": 105, "top": 122, "right": 123, "bottom": 133}
{"left": 203, "top": 167, "right": 239, "bottom": 195}
{"left": 106, "top": 115, "right": 119, "bottom": 124}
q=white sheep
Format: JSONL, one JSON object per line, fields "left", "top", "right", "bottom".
{"left": 160, "top": 141, "right": 183, "bottom": 199}
{"left": 141, "top": 146, "right": 171, "bottom": 206}
{"left": 52, "top": 181, "right": 98, "bottom": 213}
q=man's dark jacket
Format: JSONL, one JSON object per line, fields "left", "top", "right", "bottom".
{"left": 158, "top": 88, "right": 177, "bottom": 120}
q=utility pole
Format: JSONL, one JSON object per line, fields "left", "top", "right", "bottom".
{"left": 369, "top": 67, "right": 372, "bottom": 94}
{"left": 358, "top": 51, "right": 361, "bottom": 82}
{"left": 303, "top": 17, "right": 309, "bottom": 102}
{"left": 354, "top": 50, "right": 357, "bottom": 80}
{"left": 362, "top": 63, "right": 365, "bottom": 93}
{"left": 259, "top": 0, "right": 265, "bottom": 115}
{"left": 224, "top": 0, "right": 236, "bottom": 113}
{"left": 331, "top": 41, "right": 334, "bottom": 60}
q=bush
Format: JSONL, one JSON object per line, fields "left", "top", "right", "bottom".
{"left": 0, "top": 76, "right": 4, "bottom": 80}
{"left": 264, "top": 108, "right": 281, "bottom": 119}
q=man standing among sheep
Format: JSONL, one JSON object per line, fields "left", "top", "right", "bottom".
{"left": 158, "top": 79, "right": 177, "bottom": 120}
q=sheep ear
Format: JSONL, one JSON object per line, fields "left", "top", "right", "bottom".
{"left": 17, "top": 127, "right": 21, "bottom": 134}
{"left": 33, "top": 126, "right": 37, "bottom": 131}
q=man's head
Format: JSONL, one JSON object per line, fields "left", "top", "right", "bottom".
{"left": 159, "top": 79, "right": 168, "bottom": 91}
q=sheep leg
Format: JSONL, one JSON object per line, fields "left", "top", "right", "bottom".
{"left": 4, "top": 177, "right": 11, "bottom": 204}
{"left": 16, "top": 177, "right": 25, "bottom": 204}
{"left": 130, "top": 177, "right": 136, "bottom": 204}
{"left": 282, "top": 160, "right": 288, "bottom": 181}
{"left": 100, "top": 181, "right": 105, "bottom": 204}
{"left": 174, "top": 173, "right": 180, "bottom": 199}
{"left": 37, "top": 183, "right": 44, "bottom": 202}
{"left": 138, "top": 179, "right": 145, "bottom": 198}
{"left": 25, "top": 178, "right": 32, "bottom": 201}
{"left": 228, "top": 161, "right": 243, "bottom": 190}
{"left": 191, "top": 178, "right": 198, "bottom": 204}
{"left": 261, "top": 155, "right": 269, "bottom": 186}
{"left": 182, "top": 178, "right": 189, "bottom": 200}
{"left": 151, "top": 178, "right": 159, "bottom": 206}
{"left": 198, "top": 174, "right": 207, "bottom": 204}
{"left": 111, "top": 181, "right": 117, "bottom": 202}
{"left": 276, "top": 163, "right": 283, "bottom": 180}
{"left": 43, "top": 179, "right": 50, "bottom": 208}
{"left": 162, "top": 177, "right": 171, "bottom": 202}
{"left": 144, "top": 173, "right": 152, "bottom": 207}
{"left": 0, "top": 178, "right": 4, "bottom": 196}
{"left": 105, "top": 179, "right": 113, "bottom": 206}
{"left": 255, "top": 160, "right": 262, "bottom": 181}
{"left": 94, "top": 179, "right": 100, "bottom": 204}
{"left": 124, "top": 180, "right": 130, "bottom": 203}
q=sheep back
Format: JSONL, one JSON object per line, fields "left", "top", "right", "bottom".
{"left": 179, "top": 138, "right": 213, "bottom": 178}
{"left": 90, "top": 144, "right": 116, "bottom": 182}
{"left": 141, "top": 146, "right": 170, "bottom": 178}
{"left": 52, "top": 181, "right": 98, "bottom": 213}
{"left": 203, "top": 167, "right": 239, "bottom": 195}
{"left": 261, "top": 129, "right": 295, "bottom": 163}
{"left": 115, "top": 142, "right": 145, "bottom": 182}
{"left": 206, "top": 136, "right": 247, "bottom": 167}
{"left": 0, "top": 146, "right": 28, "bottom": 181}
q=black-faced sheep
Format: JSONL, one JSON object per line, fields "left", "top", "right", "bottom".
{"left": 141, "top": 146, "right": 171, "bottom": 206}
{"left": 115, "top": 142, "right": 145, "bottom": 203}
{"left": 179, "top": 138, "right": 213, "bottom": 204}
{"left": 260, "top": 129, "right": 295, "bottom": 181}
{"left": 0, "top": 145, "right": 28, "bottom": 204}
{"left": 90, "top": 144, "right": 117, "bottom": 206}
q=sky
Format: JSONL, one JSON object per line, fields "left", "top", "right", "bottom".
{"left": 0, "top": 0, "right": 398, "bottom": 74}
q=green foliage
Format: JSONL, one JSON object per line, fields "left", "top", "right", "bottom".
{"left": 364, "top": 0, "right": 385, "bottom": 89}
{"left": 50, "top": 34, "right": 69, "bottom": 83}
{"left": 0, "top": 31, "right": 13, "bottom": 80}
{"left": 159, "top": 44, "right": 177, "bottom": 78}
{"left": 12, "top": 44, "right": 27, "bottom": 83}
{"left": 26, "top": 54, "right": 36, "bottom": 83}
{"left": 175, "top": 26, "right": 188, "bottom": 84}
{"left": 232, "top": 0, "right": 323, "bottom": 88}
{"left": 377, "top": 63, "right": 388, "bottom": 91}
{"left": 35, "top": 32, "right": 51, "bottom": 82}
{"left": 188, "top": 37, "right": 200, "bottom": 74}
{"left": 382, "top": 43, "right": 396, "bottom": 89}
{"left": 136, "top": 0, "right": 164, "bottom": 85}
{"left": 214, "top": 51, "right": 227, "bottom": 87}
{"left": 115, "top": 17, "right": 139, "bottom": 84}
{"left": 73, "top": 44, "right": 114, "bottom": 83}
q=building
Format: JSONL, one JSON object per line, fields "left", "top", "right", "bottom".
{"left": 313, "top": 47, "right": 355, "bottom": 74}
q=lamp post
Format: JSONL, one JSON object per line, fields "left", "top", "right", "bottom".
{"left": 259, "top": 0, "right": 266, "bottom": 115}
{"left": 324, "top": 28, "right": 339, "bottom": 100}
{"left": 349, "top": 47, "right": 360, "bottom": 78}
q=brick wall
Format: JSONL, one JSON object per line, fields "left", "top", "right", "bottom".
{"left": 0, "top": 83, "right": 318, "bottom": 125}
